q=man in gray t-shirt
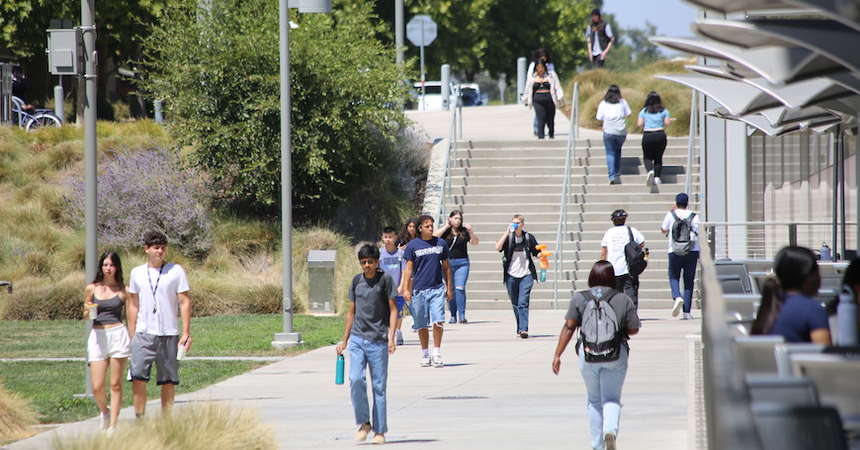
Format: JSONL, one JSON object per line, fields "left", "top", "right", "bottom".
{"left": 336, "top": 245, "right": 399, "bottom": 444}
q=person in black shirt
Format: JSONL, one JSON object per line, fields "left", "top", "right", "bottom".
{"left": 434, "top": 210, "right": 480, "bottom": 323}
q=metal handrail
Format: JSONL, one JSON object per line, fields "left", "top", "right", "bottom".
{"left": 552, "top": 82, "right": 579, "bottom": 310}
{"left": 437, "top": 92, "right": 463, "bottom": 224}
{"left": 685, "top": 90, "right": 697, "bottom": 195}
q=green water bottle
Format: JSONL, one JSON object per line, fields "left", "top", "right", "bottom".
{"left": 335, "top": 354, "right": 345, "bottom": 385}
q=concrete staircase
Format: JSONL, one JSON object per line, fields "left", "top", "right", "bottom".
{"left": 445, "top": 136, "right": 700, "bottom": 310}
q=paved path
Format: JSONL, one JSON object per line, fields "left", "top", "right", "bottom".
{"left": 8, "top": 310, "right": 699, "bottom": 450}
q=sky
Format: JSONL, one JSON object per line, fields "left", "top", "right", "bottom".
{"left": 601, "top": 0, "right": 698, "bottom": 38}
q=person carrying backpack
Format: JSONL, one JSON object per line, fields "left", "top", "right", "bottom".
{"left": 600, "top": 210, "right": 646, "bottom": 308}
{"left": 552, "top": 260, "right": 641, "bottom": 450}
{"left": 660, "top": 193, "right": 701, "bottom": 319}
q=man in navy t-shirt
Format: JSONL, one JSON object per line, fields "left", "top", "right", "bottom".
{"left": 402, "top": 215, "right": 453, "bottom": 368}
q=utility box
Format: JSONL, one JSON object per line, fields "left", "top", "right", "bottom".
{"left": 46, "top": 29, "right": 81, "bottom": 76}
{"left": 307, "top": 250, "right": 336, "bottom": 314}
{"left": 0, "top": 63, "right": 12, "bottom": 125}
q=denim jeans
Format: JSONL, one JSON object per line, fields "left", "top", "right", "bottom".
{"left": 579, "top": 346, "right": 629, "bottom": 450}
{"left": 602, "top": 132, "right": 626, "bottom": 181}
{"left": 505, "top": 274, "right": 533, "bottom": 332}
{"left": 668, "top": 251, "right": 699, "bottom": 313}
{"left": 448, "top": 258, "right": 470, "bottom": 321}
{"left": 348, "top": 334, "right": 389, "bottom": 434}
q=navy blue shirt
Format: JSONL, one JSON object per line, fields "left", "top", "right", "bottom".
{"left": 403, "top": 237, "right": 449, "bottom": 292}
{"left": 769, "top": 293, "right": 830, "bottom": 343}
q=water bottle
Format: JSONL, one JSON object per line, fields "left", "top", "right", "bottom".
{"left": 837, "top": 285, "right": 858, "bottom": 346}
{"left": 820, "top": 243, "right": 832, "bottom": 261}
{"left": 335, "top": 354, "right": 345, "bottom": 385}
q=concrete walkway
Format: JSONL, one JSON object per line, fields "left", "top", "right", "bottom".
{"left": 8, "top": 310, "right": 699, "bottom": 450}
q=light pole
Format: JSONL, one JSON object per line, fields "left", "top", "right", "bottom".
{"left": 272, "top": 0, "right": 332, "bottom": 350}
{"left": 81, "top": 0, "right": 98, "bottom": 397}
{"left": 395, "top": 0, "right": 404, "bottom": 66}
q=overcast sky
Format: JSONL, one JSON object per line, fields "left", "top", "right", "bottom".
{"left": 601, "top": 0, "right": 698, "bottom": 38}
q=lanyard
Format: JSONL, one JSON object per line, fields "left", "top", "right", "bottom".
{"left": 147, "top": 263, "right": 165, "bottom": 313}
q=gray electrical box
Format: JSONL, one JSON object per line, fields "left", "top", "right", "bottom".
{"left": 307, "top": 250, "right": 337, "bottom": 314}
{"left": 46, "top": 29, "right": 81, "bottom": 76}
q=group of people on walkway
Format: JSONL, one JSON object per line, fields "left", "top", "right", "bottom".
{"left": 82, "top": 231, "right": 192, "bottom": 432}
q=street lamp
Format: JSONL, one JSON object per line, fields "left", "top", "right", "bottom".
{"left": 272, "top": 0, "right": 332, "bottom": 350}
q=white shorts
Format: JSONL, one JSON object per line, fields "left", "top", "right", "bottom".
{"left": 87, "top": 326, "right": 132, "bottom": 362}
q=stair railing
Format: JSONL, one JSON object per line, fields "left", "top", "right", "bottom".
{"left": 437, "top": 89, "right": 463, "bottom": 224}
{"left": 552, "top": 82, "right": 579, "bottom": 310}
{"left": 686, "top": 90, "right": 698, "bottom": 195}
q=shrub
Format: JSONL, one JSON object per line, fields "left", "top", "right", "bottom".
{"left": 0, "top": 381, "right": 37, "bottom": 444}
{"left": 51, "top": 403, "right": 276, "bottom": 450}
{"left": 64, "top": 148, "right": 213, "bottom": 258}
{"left": 3, "top": 274, "right": 85, "bottom": 320}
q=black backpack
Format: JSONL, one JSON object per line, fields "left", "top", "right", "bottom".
{"left": 670, "top": 211, "right": 697, "bottom": 256}
{"left": 624, "top": 227, "right": 647, "bottom": 276}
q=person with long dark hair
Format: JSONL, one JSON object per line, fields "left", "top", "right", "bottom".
{"left": 552, "top": 260, "right": 640, "bottom": 450}
{"left": 434, "top": 210, "right": 479, "bottom": 323}
{"left": 637, "top": 91, "right": 674, "bottom": 186}
{"left": 524, "top": 60, "right": 564, "bottom": 139}
{"left": 83, "top": 251, "right": 131, "bottom": 431}
{"left": 596, "top": 85, "right": 631, "bottom": 184}
{"left": 751, "top": 246, "right": 831, "bottom": 344}
{"left": 397, "top": 218, "right": 419, "bottom": 250}
{"left": 526, "top": 49, "right": 562, "bottom": 136}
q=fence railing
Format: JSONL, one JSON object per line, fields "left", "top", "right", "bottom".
{"left": 552, "top": 82, "right": 579, "bottom": 310}
{"left": 437, "top": 91, "right": 463, "bottom": 224}
{"left": 703, "top": 221, "right": 858, "bottom": 261}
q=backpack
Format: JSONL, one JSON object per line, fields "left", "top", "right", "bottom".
{"left": 670, "top": 211, "right": 697, "bottom": 256}
{"left": 624, "top": 227, "right": 647, "bottom": 276}
{"left": 578, "top": 289, "right": 622, "bottom": 363}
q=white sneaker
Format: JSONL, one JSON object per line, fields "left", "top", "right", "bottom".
{"left": 683, "top": 312, "right": 694, "bottom": 320}
{"left": 654, "top": 177, "right": 662, "bottom": 185}
{"left": 432, "top": 354, "right": 443, "bottom": 368}
{"left": 672, "top": 297, "right": 684, "bottom": 317}
{"left": 100, "top": 410, "right": 110, "bottom": 430}
{"left": 395, "top": 330, "right": 404, "bottom": 346}
{"left": 645, "top": 170, "right": 654, "bottom": 186}
{"left": 420, "top": 356, "right": 431, "bottom": 367}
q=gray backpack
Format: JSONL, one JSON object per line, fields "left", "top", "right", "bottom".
{"left": 670, "top": 211, "right": 697, "bottom": 256}
{"left": 579, "top": 289, "right": 622, "bottom": 363}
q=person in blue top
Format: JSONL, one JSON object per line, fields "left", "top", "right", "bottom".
{"left": 402, "top": 215, "right": 453, "bottom": 368}
{"left": 637, "top": 91, "right": 674, "bottom": 186}
{"left": 751, "top": 246, "right": 832, "bottom": 344}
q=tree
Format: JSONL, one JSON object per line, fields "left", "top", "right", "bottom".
{"left": 138, "top": 0, "right": 415, "bottom": 231}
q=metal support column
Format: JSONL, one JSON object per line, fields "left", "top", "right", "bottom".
{"left": 81, "top": 0, "right": 98, "bottom": 398}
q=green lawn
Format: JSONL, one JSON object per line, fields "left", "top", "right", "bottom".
{"left": 0, "top": 360, "right": 263, "bottom": 424}
{"left": 0, "top": 314, "right": 343, "bottom": 358}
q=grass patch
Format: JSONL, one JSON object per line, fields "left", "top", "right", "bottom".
{"left": 0, "top": 314, "right": 343, "bottom": 358}
{"left": 0, "top": 360, "right": 263, "bottom": 424}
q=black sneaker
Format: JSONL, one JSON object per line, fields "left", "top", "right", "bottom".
{"left": 519, "top": 331, "right": 529, "bottom": 339}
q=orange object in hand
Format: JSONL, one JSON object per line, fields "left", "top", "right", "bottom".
{"left": 535, "top": 244, "right": 552, "bottom": 269}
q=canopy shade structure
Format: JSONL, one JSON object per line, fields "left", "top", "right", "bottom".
{"left": 786, "top": 0, "right": 860, "bottom": 32}
{"left": 650, "top": 36, "right": 845, "bottom": 84}
{"left": 684, "top": 0, "right": 797, "bottom": 12}
{"left": 756, "top": 105, "right": 837, "bottom": 127}
{"left": 707, "top": 107, "right": 844, "bottom": 136}
{"left": 655, "top": 73, "right": 775, "bottom": 116}
{"left": 694, "top": 19, "right": 860, "bottom": 74}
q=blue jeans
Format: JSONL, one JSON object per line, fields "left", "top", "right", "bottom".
{"left": 448, "top": 258, "right": 470, "bottom": 321}
{"left": 668, "top": 251, "right": 699, "bottom": 313}
{"left": 409, "top": 285, "right": 446, "bottom": 329}
{"left": 579, "top": 346, "right": 629, "bottom": 450}
{"left": 602, "top": 132, "right": 626, "bottom": 181}
{"left": 505, "top": 274, "right": 533, "bottom": 332}
{"left": 348, "top": 334, "right": 389, "bottom": 434}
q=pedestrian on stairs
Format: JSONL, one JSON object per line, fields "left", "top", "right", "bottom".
{"left": 660, "top": 193, "right": 700, "bottom": 320}
{"left": 434, "top": 210, "right": 479, "bottom": 324}
{"left": 495, "top": 214, "right": 541, "bottom": 338}
{"left": 596, "top": 85, "right": 631, "bottom": 185}
{"left": 601, "top": 210, "right": 646, "bottom": 308}
{"left": 523, "top": 60, "right": 564, "bottom": 140}
{"left": 637, "top": 91, "right": 675, "bottom": 186}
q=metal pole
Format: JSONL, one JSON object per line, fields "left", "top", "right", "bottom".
{"left": 273, "top": 0, "right": 301, "bottom": 349}
{"left": 832, "top": 129, "right": 839, "bottom": 260}
{"left": 516, "top": 57, "right": 526, "bottom": 105}
{"left": 419, "top": 43, "right": 425, "bottom": 110}
{"left": 440, "top": 64, "right": 450, "bottom": 110}
{"left": 81, "top": 0, "right": 98, "bottom": 398}
{"left": 839, "top": 128, "right": 846, "bottom": 257}
{"left": 54, "top": 81, "right": 64, "bottom": 122}
{"left": 788, "top": 223, "right": 797, "bottom": 247}
{"left": 685, "top": 90, "right": 696, "bottom": 195}
{"left": 394, "top": 0, "right": 404, "bottom": 66}
{"left": 154, "top": 100, "right": 163, "bottom": 123}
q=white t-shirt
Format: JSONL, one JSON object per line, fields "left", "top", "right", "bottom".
{"left": 507, "top": 235, "right": 531, "bottom": 279}
{"left": 601, "top": 225, "right": 645, "bottom": 276}
{"left": 128, "top": 262, "right": 191, "bottom": 336}
{"left": 596, "top": 99, "right": 630, "bottom": 135}
{"left": 661, "top": 209, "right": 701, "bottom": 253}
{"left": 586, "top": 23, "right": 614, "bottom": 55}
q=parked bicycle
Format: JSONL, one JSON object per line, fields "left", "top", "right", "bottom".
{"left": 12, "top": 96, "right": 62, "bottom": 131}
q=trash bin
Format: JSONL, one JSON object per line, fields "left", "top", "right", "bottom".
{"left": 307, "top": 250, "right": 336, "bottom": 314}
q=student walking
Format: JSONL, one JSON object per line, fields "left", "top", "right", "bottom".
{"left": 380, "top": 226, "right": 406, "bottom": 345}
{"left": 586, "top": 9, "right": 614, "bottom": 69}
{"left": 495, "top": 214, "right": 541, "bottom": 338}
{"left": 435, "top": 210, "right": 479, "bottom": 324}
{"left": 751, "top": 246, "right": 831, "bottom": 344}
{"left": 552, "top": 261, "right": 640, "bottom": 450}
{"left": 526, "top": 48, "right": 562, "bottom": 136}
{"left": 638, "top": 91, "right": 674, "bottom": 186}
{"left": 660, "top": 193, "right": 700, "bottom": 319}
{"left": 596, "top": 85, "right": 631, "bottom": 184}
{"left": 83, "top": 251, "right": 131, "bottom": 431}
{"left": 524, "top": 60, "right": 564, "bottom": 140}
{"left": 402, "top": 215, "right": 453, "bottom": 367}
{"left": 127, "top": 231, "right": 192, "bottom": 417}
{"left": 397, "top": 218, "right": 419, "bottom": 250}
{"left": 336, "top": 244, "right": 399, "bottom": 444}
{"left": 600, "top": 210, "right": 646, "bottom": 308}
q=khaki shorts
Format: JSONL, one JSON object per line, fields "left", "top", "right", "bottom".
{"left": 129, "top": 333, "right": 180, "bottom": 385}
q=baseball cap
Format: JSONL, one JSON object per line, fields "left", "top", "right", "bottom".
{"left": 676, "top": 193, "right": 689, "bottom": 206}
{"left": 610, "top": 209, "right": 627, "bottom": 219}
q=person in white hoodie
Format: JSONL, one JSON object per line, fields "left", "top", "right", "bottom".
{"left": 596, "top": 85, "right": 631, "bottom": 184}
{"left": 524, "top": 61, "right": 564, "bottom": 139}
